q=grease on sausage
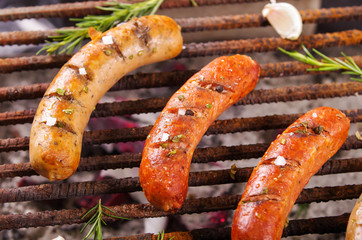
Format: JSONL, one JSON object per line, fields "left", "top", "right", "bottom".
{"left": 139, "top": 55, "right": 260, "bottom": 212}
{"left": 231, "top": 107, "right": 350, "bottom": 240}
{"left": 30, "top": 15, "right": 183, "bottom": 181}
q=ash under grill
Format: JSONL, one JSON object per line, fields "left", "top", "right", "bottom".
{"left": 0, "top": 0, "right": 361, "bottom": 239}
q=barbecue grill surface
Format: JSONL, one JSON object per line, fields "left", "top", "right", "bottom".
{"left": 0, "top": 0, "right": 361, "bottom": 239}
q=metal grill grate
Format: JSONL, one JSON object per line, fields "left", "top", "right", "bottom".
{"left": 0, "top": 0, "right": 361, "bottom": 239}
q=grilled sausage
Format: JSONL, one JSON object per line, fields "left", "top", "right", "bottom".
{"left": 139, "top": 55, "right": 260, "bottom": 212}
{"left": 346, "top": 193, "right": 362, "bottom": 240}
{"left": 231, "top": 107, "right": 350, "bottom": 240}
{"left": 29, "top": 15, "right": 183, "bottom": 181}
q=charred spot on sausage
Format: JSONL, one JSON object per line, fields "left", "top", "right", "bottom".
{"left": 133, "top": 20, "right": 151, "bottom": 47}
{"left": 185, "top": 110, "right": 194, "bottom": 116}
{"left": 215, "top": 85, "right": 224, "bottom": 93}
{"left": 65, "top": 64, "right": 93, "bottom": 82}
{"left": 55, "top": 121, "right": 77, "bottom": 135}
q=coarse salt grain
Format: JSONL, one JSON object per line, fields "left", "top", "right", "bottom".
{"left": 79, "top": 67, "right": 87, "bottom": 75}
{"left": 312, "top": 112, "right": 318, "bottom": 118}
{"left": 274, "top": 156, "right": 287, "bottom": 166}
{"left": 178, "top": 109, "right": 186, "bottom": 116}
{"left": 46, "top": 116, "right": 57, "bottom": 126}
{"left": 161, "top": 133, "right": 169, "bottom": 141}
{"left": 102, "top": 35, "right": 113, "bottom": 45}
{"left": 116, "top": 22, "right": 126, "bottom": 27}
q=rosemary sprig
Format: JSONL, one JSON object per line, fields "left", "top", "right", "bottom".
{"left": 80, "top": 199, "right": 130, "bottom": 240}
{"left": 37, "top": 0, "right": 164, "bottom": 55}
{"left": 279, "top": 45, "right": 362, "bottom": 82}
{"left": 157, "top": 230, "right": 175, "bottom": 240}
{"left": 190, "top": 0, "right": 198, "bottom": 7}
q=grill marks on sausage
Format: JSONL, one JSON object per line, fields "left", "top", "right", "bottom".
{"left": 242, "top": 193, "right": 282, "bottom": 203}
{"left": 289, "top": 121, "right": 329, "bottom": 137}
{"left": 52, "top": 121, "right": 77, "bottom": 135}
{"left": 192, "top": 79, "right": 231, "bottom": 94}
{"left": 133, "top": 20, "right": 151, "bottom": 47}
{"left": 261, "top": 157, "right": 302, "bottom": 169}
{"left": 109, "top": 42, "right": 126, "bottom": 60}
{"left": 65, "top": 64, "right": 93, "bottom": 82}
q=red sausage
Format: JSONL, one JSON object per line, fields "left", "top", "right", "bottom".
{"left": 139, "top": 55, "right": 260, "bottom": 212}
{"left": 231, "top": 107, "right": 350, "bottom": 240}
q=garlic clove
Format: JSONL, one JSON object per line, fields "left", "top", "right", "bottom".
{"left": 262, "top": 2, "right": 303, "bottom": 40}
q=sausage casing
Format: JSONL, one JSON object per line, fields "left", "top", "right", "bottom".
{"left": 29, "top": 15, "right": 183, "bottom": 181}
{"left": 231, "top": 107, "right": 350, "bottom": 240}
{"left": 139, "top": 55, "right": 260, "bottom": 212}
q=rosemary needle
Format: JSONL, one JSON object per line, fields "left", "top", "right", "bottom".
{"left": 157, "top": 230, "right": 175, "bottom": 240}
{"left": 279, "top": 44, "right": 362, "bottom": 82}
{"left": 80, "top": 199, "right": 130, "bottom": 240}
{"left": 37, "top": 0, "right": 165, "bottom": 56}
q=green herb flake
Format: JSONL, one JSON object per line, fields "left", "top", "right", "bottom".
{"left": 172, "top": 134, "right": 185, "bottom": 143}
{"left": 63, "top": 109, "right": 74, "bottom": 114}
{"left": 300, "top": 121, "right": 308, "bottom": 130}
{"left": 56, "top": 122, "right": 64, "bottom": 128}
{"left": 152, "top": 47, "right": 157, "bottom": 53}
{"left": 190, "top": 0, "right": 198, "bottom": 7}
{"left": 56, "top": 88, "right": 66, "bottom": 96}
{"left": 167, "top": 149, "right": 177, "bottom": 157}
{"left": 129, "top": 54, "right": 134, "bottom": 60}
{"left": 284, "top": 219, "right": 289, "bottom": 228}
{"left": 229, "top": 164, "right": 238, "bottom": 180}
{"left": 103, "top": 49, "right": 112, "bottom": 56}
{"left": 83, "top": 86, "right": 88, "bottom": 93}
{"left": 178, "top": 95, "right": 184, "bottom": 101}
{"left": 137, "top": 50, "right": 144, "bottom": 56}
{"left": 261, "top": 187, "right": 269, "bottom": 194}
{"left": 161, "top": 143, "right": 168, "bottom": 148}
{"left": 294, "top": 129, "right": 308, "bottom": 134}
{"left": 313, "top": 126, "right": 324, "bottom": 135}
{"left": 205, "top": 103, "right": 212, "bottom": 109}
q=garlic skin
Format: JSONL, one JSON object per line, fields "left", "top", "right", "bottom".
{"left": 262, "top": 2, "right": 303, "bottom": 40}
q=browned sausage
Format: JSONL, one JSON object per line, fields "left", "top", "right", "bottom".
{"left": 346, "top": 193, "right": 362, "bottom": 240}
{"left": 29, "top": 15, "right": 183, "bottom": 181}
{"left": 231, "top": 107, "right": 350, "bottom": 240}
{"left": 139, "top": 55, "right": 260, "bottom": 212}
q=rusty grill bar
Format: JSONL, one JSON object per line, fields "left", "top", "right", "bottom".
{"left": 1, "top": 5, "right": 362, "bottom": 46}
{"left": 1, "top": 81, "right": 362, "bottom": 126}
{"left": 0, "top": 185, "right": 361, "bottom": 231}
{"left": 0, "top": 0, "right": 266, "bottom": 21}
{"left": 0, "top": 0, "right": 361, "bottom": 239}
{"left": 1, "top": 29, "right": 362, "bottom": 73}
